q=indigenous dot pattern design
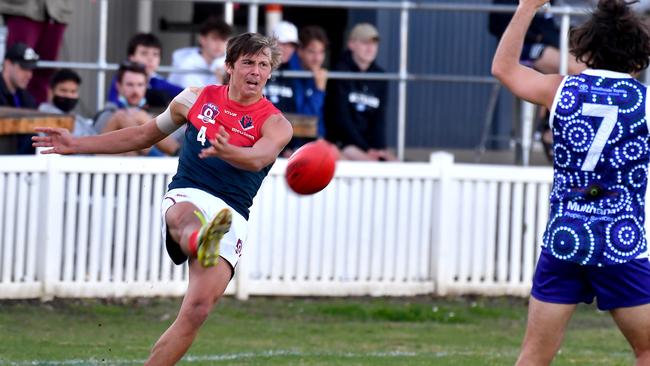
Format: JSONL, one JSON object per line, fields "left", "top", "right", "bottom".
{"left": 544, "top": 71, "right": 650, "bottom": 266}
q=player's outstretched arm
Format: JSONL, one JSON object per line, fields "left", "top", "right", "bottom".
{"left": 32, "top": 121, "right": 168, "bottom": 155}
{"left": 198, "top": 114, "right": 293, "bottom": 171}
{"left": 32, "top": 101, "right": 187, "bottom": 155}
{"left": 491, "top": 0, "right": 563, "bottom": 108}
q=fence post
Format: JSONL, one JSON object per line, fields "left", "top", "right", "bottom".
{"left": 430, "top": 152, "right": 455, "bottom": 296}
{"left": 39, "top": 155, "right": 65, "bottom": 299}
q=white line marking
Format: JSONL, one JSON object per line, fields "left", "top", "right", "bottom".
{"left": 1, "top": 348, "right": 632, "bottom": 365}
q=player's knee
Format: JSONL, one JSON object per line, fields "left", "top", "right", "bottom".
{"left": 183, "top": 299, "right": 213, "bottom": 329}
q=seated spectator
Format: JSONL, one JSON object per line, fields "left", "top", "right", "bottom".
{"left": 96, "top": 61, "right": 180, "bottom": 156}
{"left": 108, "top": 33, "right": 183, "bottom": 109}
{"left": 264, "top": 20, "right": 300, "bottom": 112}
{"left": 38, "top": 68, "right": 95, "bottom": 137}
{"left": 0, "top": 43, "right": 39, "bottom": 154}
{"left": 325, "top": 23, "right": 396, "bottom": 161}
{"left": 282, "top": 25, "right": 330, "bottom": 156}
{"left": 168, "top": 17, "right": 232, "bottom": 88}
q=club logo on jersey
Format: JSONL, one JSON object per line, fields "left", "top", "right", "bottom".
{"left": 239, "top": 115, "right": 254, "bottom": 131}
{"left": 235, "top": 239, "right": 243, "bottom": 256}
{"left": 197, "top": 103, "right": 219, "bottom": 124}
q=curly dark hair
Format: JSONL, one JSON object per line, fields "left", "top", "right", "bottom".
{"left": 570, "top": 0, "right": 650, "bottom": 73}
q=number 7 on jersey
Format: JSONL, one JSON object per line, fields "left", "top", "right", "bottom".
{"left": 580, "top": 103, "right": 619, "bottom": 171}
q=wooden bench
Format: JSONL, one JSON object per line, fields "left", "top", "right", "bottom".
{"left": 0, "top": 107, "right": 74, "bottom": 135}
{"left": 0, "top": 107, "right": 74, "bottom": 154}
{"left": 284, "top": 113, "right": 318, "bottom": 138}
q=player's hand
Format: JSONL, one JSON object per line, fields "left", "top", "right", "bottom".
{"left": 368, "top": 148, "right": 397, "bottom": 162}
{"left": 199, "top": 126, "right": 231, "bottom": 159}
{"left": 31, "top": 127, "right": 76, "bottom": 155}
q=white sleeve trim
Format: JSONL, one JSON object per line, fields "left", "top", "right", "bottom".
{"left": 155, "top": 106, "right": 181, "bottom": 135}
{"left": 548, "top": 76, "right": 570, "bottom": 131}
{"left": 173, "top": 87, "right": 199, "bottom": 109}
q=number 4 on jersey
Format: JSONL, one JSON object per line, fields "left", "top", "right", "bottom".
{"left": 581, "top": 103, "right": 619, "bottom": 171}
{"left": 197, "top": 126, "right": 207, "bottom": 146}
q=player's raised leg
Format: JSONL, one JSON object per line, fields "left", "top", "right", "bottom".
{"left": 516, "top": 297, "right": 575, "bottom": 366}
{"left": 163, "top": 201, "right": 231, "bottom": 268}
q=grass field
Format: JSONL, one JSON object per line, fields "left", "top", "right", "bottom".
{"left": 0, "top": 296, "right": 635, "bottom": 365}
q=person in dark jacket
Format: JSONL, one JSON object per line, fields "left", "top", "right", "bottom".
{"left": 264, "top": 21, "right": 300, "bottom": 113}
{"left": 0, "top": 43, "right": 39, "bottom": 154}
{"left": 279, "top": 25, "right": 331, "bottom": 157}
{"left": 325, "top": 23, "right": 395, "bottom": 161}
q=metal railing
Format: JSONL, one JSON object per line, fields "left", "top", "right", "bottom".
{"left": 35, "top": 0, "right": 592, "bottom": 161}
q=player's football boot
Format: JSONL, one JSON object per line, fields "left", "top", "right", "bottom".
{"left": 195, "top": 208, "right": 232, "bottom": 267}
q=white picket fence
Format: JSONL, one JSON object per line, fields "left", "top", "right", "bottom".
{"left": 0, "top": 153, "right": 568, "bottom": 300}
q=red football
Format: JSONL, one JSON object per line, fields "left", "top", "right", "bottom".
{"left": 285, "top": 140, "right": 337, "bottom": 195}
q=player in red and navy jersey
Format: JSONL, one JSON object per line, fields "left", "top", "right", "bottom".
{"left": 32, "top": 33, "right": 293, "bottom": 365}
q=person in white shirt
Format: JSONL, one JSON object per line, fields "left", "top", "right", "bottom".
{"left": 168, "top": 17, "right": 232, "bottom": 88}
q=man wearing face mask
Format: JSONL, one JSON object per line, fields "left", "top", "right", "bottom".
{"left": 38, "top": 69, "right": 95, "bottom": 137}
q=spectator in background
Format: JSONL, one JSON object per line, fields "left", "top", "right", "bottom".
{"left": 108, "top": 33, "right": 184, "bottom": 110}
{"left": 325, "top": 23, "right": 396, "bottom": 161}
{"left": 489, "top": 0, "right": 585, "bottom": 74}
{"left": 281, "top": 25, "right": 330, "bottom": 156}
{"left": 489, "top": 0, "right": 586, "bottom": 161}
{"left": 97, "top": 61, "right": 179, "bottom": 156}
{"left": 0, "top": 43, "right": 39, "bottom": 154}
{"left": 168, "top": 17, "right": 232, "bottom": 88}
{"left": 0, "top": 0, "right": 72, "bottom": 105}
{"left": 39, "top": 68, "right": 95, "bottom": 137}
{"left": 264, "top": 20, "right": 300, "bottom": 112}
{"left": 295, "top": 26, "right": 329, "bottom": 138}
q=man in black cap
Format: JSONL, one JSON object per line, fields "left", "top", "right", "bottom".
{"left": 1, "top": 42, "right": 39, "bottom": 108}
{"left": 0, "top": 42, "right": 40, "bottom": 154}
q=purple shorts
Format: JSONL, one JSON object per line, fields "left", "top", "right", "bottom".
{"left": 532, "top": 252, "right": 650, "bottom": 311}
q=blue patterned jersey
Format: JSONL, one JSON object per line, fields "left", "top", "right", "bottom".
{"left": 543, "top": 69, "right": 650, "bottom": 266}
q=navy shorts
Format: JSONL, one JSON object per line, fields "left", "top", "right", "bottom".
{"left": 532, "top": 252, "right": 650, "bottom": 311}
